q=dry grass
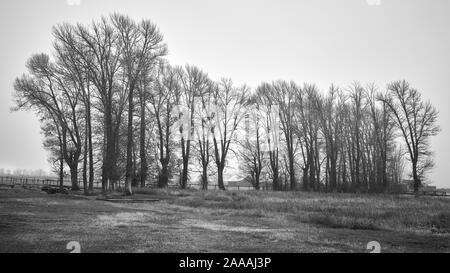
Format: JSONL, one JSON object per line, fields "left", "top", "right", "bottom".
{"left": 0, "top": 186, "right": 449, "bottom": 252}
{"left": 163, "top": 190, "right": 450, "bottom": 234}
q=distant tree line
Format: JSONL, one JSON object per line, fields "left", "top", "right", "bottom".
{"left": 12, "top": 14, "right": 440, "bottom": 195}
{"left": 0, "top": 168, "right": 51, "bottom": 178}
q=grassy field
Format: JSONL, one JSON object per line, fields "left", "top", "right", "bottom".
{"left": 0, "top": 185, "right": 449, "bottom": 253}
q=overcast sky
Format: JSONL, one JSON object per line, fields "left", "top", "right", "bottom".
{"left": 0, "top": 0, "right": 449, "bottom": 187}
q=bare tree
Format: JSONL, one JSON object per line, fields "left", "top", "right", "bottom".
{"left": 13, "top": 54, "right": 83, "bottom": 190}
{"left": 149, "top": 64, "right": 180, "bottom": 188}
{"left": 56, "top": 18, "right": 122, "bottom": 192}
{"left": 381, "top": 80, "right": 440, "bottom": 194}
{"left": 211, "top": 79, "right": 248, "bottom": 190}
{"left": 176, "top": 65, "right": 210, "bottom": 189}
{"left": 237, "top": 94, "right": 265, "bottom": 190}
{"left": 314, "top": 85, "right": 341, "bottom": 192}
{"left": 112, "top": 13, "right": 167, "bottom": 195}
{"left": 365, "top": 84, "right": 396, "bottom": 192}
{"left": 272, "top": 81, "right": 298, "bottom": 190}
{"left": 53, "top": 29, "right": 95, "bottom": 194}
{"left": 137, "top": 63, "right": 156, "bottom": 188}
{"left": 346, "top": 82, "right": 365, "bottom": 191}
{"left": 293, "top": 84, "right": 321, "bottom": 191}
{"left": 193, "top": 81, "right": 215, "bottom": 190}
{"left": 254, "top": 83, "right": 282, "bottom": 190}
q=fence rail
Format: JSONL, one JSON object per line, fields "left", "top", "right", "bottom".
{"left": 0, "top": 176, "right": 263, "bottom": 191}
{"left": 0, "top": 176, "right": 102, "bottom": 189}
{"left": 2, "top": 176, "right": 446, "bottom": 196}
{"left": 0, "top": 176, "right": 272, "bottom": 191}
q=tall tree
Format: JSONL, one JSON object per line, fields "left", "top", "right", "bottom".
{"left": 112, "top": 13, "right": 167, "bottom": 195}
{"left": 211, "top": 79, "right": 248, "bottom": 190}
{"left": 193, "top": 81, "right": 215, "bottom": 190}
{"left": 176, "top": 65, "right": 210, "bottom": 189}
{"left": 53, "top": 30, "right": 95, "bottom": 193}
{"left": 273, "top": 81, "right": 298, "bottom": 190}
{"left": 256, "top": 83, "right": 281, "bottom": 190}
{"left": 381, "top": 80, "right": 440, "bottom": 194}
{"left": 366, "top": 85, "right": 396, "bottom": 192}
{"left": 13, "top": 54, "right": 83, "bottom": 190}
{"left": 56, "top": 18, "right": 122, "bottom": 192}
{"left": 348, "top": 83, "right": 365, "bottom": 191}
{"left": 150, "top": 64, "right": 180, "bottom": 188}
{"left": 314, "top": 85, "right": 340, "bottom": 192}
{"left": 294, "top": 84, "right": 321, "bottom": 191}
{"left": 237, "top": 94, "right": 265, "bottom": 190}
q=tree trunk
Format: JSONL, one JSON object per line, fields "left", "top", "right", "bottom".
{"left": 289, "top": 153, "right": 296, "bottom": 190}
{"left": 302, "top": 165, "right": 309, "bottom": 191}
{"left": 59, "top": 154, "right": 64, "bottom": 191}
{"left": 111, "top": 111, "right": 122, "bottom": 190}
{"left": 180, "top": 138, "right": 190, "bottom": 189}
{"left": 125, "top": 85, "right": 134, "bottom": 195}
{"left": 325, "top": 156, "right": 330, "bottom": 192}
{"left": 412, "top": 161, "right": 420, "bottom": 195}
{"left": 139, "top": 97, "right": 147, "bottom": 188}
{"left": 272, "top": 171, "right": 280, "bottom": 191}
{"left": 83, "top": 129, "right": 88, "bottom": 195}
{"left": 87, "top": 98, "right": 94, "bottom": 193}
{"left": 330, "top": 156, "right": 337, "bottom": 192}
{"left": 309, "top": 151, "right": 315, "bottom": 191}
{"left": 342, "top": 154, "right": 347, "bottom": 192}
{"left": 70, "top": 164, "right": 79, "bottom": 191}
{"left": 254, "top": 170, "right": 260, "bottom": 190}
{"left": 131, "top": 145, "right": 138, "bottom": 187}
{"left": 381, "top": 152, "right": 388, "bottom": 192}
{"left": 217, "top": 165, "right": 225, "bottom": 190}
{"left": 269, "top": 149, "right": 280, "bottom": 191}
{"left": 181, "top": 157, "right": 189, "bottom": 189}
{"left": 139, "top": 84, "right": 148, "bottom": 188}
{"left": 102, "top": 102, "right": 113, "bottom": 193}
{"left": 158, "top": 161, "right": 169, "bottom": 188}
{"left": 201, "top": 166, "right": 208, "bottom": 190}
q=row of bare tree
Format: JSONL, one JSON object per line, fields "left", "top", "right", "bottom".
{"left": 239, "top": 81, "right": 439, "bottom": 194}
{"left": 13, "top": 14, "right": 440, "bottom": 195}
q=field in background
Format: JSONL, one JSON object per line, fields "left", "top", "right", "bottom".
{"left": 0, "top": 185, "right": 449, "bottom": 252}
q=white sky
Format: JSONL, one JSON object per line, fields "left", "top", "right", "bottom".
{"left": 0, "top": 0, "right": 449, "bottom": 188}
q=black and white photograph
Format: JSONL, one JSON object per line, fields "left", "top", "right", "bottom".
{"left": 0, "top": 0, "right": 449, "bottom": 259}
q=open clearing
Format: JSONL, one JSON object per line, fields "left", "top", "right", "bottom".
{"left": 0, "top": 185, "right": 449, "bottom": 253}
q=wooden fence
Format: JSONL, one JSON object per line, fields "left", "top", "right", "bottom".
{"left": 0, "top": 176, "right": 102, "bottom": 189}
{"left": 6, "top": 176, "right": 445, "bottom": 195}
{"left": 0, "top": 176, "right": 264, "bottom": 191}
